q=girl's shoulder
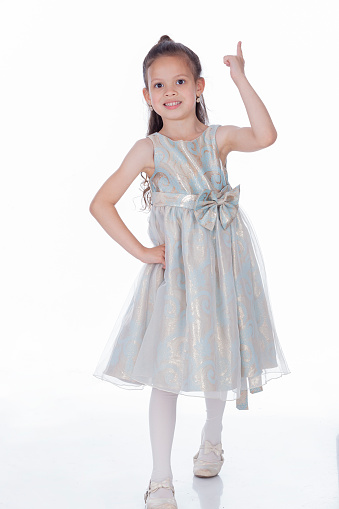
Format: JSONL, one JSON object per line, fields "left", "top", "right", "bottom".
{"left": 131, "top": 136, "right": 156, "bottom": 179}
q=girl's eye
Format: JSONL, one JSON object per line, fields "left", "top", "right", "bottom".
{"left": 154, "top": 79, "right": 186, "bottom": 88}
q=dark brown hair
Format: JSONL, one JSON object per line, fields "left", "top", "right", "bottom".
{"left": 140, "top": 35, "right": 210, "bottom": 212}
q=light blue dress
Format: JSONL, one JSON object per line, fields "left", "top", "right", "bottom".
{"left": 93, "top": 124, "right": 291, "bottom": 410}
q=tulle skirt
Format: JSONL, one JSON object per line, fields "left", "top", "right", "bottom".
{"left": 93, "top": 202, "right": 291, "bottom": 410}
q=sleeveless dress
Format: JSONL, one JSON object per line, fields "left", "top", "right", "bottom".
{"left": 93, "top": 124, "right": 291, "bottom": 410}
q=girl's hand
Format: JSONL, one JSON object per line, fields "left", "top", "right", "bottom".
{"left": 141, "top": 244, "right": 166, "bottom": 270}
{"left": 223, "top": 41, "right": 245, "bottom": 83}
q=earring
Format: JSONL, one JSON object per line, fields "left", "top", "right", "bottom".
{"left": 149, "top": 103, "right": 153, "bottom": 111}
{"left": 196, "top": 96, "right": 201, "bottom": 103}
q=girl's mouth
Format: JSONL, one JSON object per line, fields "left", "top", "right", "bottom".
{"left": 164, "top": 101, "right": 182, "bottom": 109}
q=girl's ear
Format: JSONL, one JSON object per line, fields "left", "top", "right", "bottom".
{"left": 143, "top": 87, "right": 150, "bottom": 104}
{"left": 196, "top": 77, "right": 205, "bottom": 96}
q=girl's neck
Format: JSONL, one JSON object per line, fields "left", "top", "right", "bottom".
{"left": 159, "top": 120, "right": 208, "bottom": 142}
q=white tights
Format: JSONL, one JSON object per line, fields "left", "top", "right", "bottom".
{"left": 148, "top": 387, "right": 226, "bottom": 492}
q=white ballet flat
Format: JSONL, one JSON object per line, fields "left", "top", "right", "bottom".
{"left": 144, "top": 478, "right": 178, "bottom": 508}
{"left": 193, "top": 439, "right": 225, "bottom": 478}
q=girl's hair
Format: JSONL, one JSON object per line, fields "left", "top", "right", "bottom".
{"left": 140, "top": 35, "right": 210, "bottom": 212}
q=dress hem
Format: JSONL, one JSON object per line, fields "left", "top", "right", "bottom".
{"left": 92, "top": 367, "right": 291, "bottom": 410}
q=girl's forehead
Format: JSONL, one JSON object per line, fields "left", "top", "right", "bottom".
{"left": 148, "top": 55, "right": 192, "bottom": 79}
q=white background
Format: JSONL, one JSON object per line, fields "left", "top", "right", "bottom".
{"left": 1, "top": 0, "right": 338, "bottom": 507}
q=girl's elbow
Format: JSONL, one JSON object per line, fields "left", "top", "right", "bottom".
{"left": 89, "top": 199, "right": 100, "bottom": 216}
{"left": 264, "top": 131, "right": 278, "bottom": 147}
{"left": 270, "top": 130, "right": 278, "bottom": 144}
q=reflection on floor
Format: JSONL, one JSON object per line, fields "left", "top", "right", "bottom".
{"left": 2, "top": 374, "right": 339, "bottom": 508}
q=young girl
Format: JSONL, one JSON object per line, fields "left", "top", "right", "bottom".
{"left": 89, "top": 35, "right": 291, "bottom": 509}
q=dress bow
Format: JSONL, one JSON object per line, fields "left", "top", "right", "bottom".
{"left": 194, "top": 184, "right": 240, "bottom": 231}
{"left": 202, "top": 440, "right": 223, "bottom": 456}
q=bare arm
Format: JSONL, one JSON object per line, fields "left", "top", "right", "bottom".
{"left": 89, "top": 138, "right": 153, "bottom": 262}
{"left": 219, "top": 41, "right": 278, "bottom": 155}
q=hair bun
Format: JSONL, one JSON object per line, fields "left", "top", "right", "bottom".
{"left": 158, "top": 35, "right": 173, "bottom": 44}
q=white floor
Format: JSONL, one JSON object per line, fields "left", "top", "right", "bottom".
{"left": 1, "top": 371, "right": 339, "bottom": 509}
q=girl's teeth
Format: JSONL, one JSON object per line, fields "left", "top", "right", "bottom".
{"left": 165, "top": 102, "right": 180, "bottom": 106}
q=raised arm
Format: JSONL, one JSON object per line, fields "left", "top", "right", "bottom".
{"left": 89, "top": 138, "right": 153, "bottom": 261}
{"left": 218, "top": 41, "right": 278, "bottom": 156}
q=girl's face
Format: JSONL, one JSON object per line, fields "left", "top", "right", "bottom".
{"left": 143, "top": 55, "right": 204, "bottom": 120}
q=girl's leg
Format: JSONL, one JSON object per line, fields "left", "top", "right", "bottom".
{"left": 149, "top": 387, "right": 178, "bottom": 499}
{"left": 199, "top": 397, "right": 226, "bottom": 461}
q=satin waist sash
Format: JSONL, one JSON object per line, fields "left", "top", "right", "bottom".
{"left": 152, "top": 183, "right": 240, "bottom": 231}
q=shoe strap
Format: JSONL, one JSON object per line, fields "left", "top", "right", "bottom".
{"left": 144, "top": 478, "right": 175, "bottom": 504}
{"left": 149, "top": 478, "right": 175, "bottom": 495}
{"left": 200, "top": 440, "right": 223, "bottom": 456}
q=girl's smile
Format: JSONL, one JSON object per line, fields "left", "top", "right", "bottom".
{"left": 164, "top": 101, "right": 182, "bottom": 109}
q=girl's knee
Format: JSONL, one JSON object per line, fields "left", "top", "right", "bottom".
{"left": 152, "top": 387, "right": 179, "bottom": 400}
